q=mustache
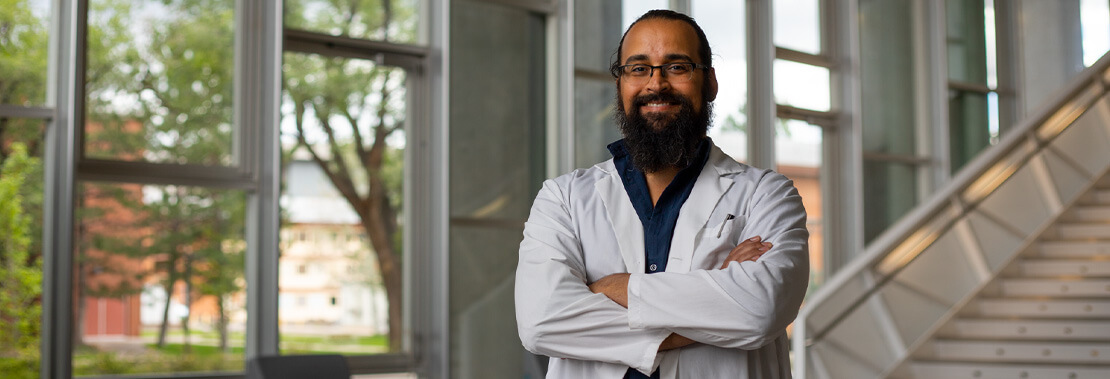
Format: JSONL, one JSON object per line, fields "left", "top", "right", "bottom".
{"left": 631, "top": 93, "right": 691, "bottom": 108}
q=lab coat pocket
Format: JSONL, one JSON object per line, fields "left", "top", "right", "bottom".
{"left": 697, "top": 214, "right": 747, "bottom": 269}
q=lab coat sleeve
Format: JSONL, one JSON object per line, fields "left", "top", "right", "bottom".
{"left": 516, "top": 178, "right": 670, "bottom": 374}
{"left": 626, "top": 172, "right": 810, "bottom": 350}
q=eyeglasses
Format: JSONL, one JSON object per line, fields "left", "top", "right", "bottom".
{"left": 611, "top": 62, "right": 710, "bottom": 85}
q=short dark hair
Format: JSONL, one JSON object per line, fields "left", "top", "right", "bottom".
{"left": 609, "top": 10, "right": 713, "bottom": 75}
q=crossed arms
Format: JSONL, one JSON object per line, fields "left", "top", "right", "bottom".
{"left": 515, "top": 173, "right": 809, "bottom": 373}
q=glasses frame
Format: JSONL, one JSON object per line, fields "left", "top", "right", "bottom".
{"left": 610, "top": 62, "right": 711, "bottom": 84}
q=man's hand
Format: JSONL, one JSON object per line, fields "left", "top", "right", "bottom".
{"left": 720, "top": 236, "right": 771, "bottom": 269}
{"left": 588, "top": 273, "right": 631, "bottom": 308}
{"left": 659, "top": 333, "right": 696, "bottom": 351}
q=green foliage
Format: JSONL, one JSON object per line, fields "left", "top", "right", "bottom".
{"left": 0, "top": 143, "right": 43, "bottom": 360}
{"left": 0, "top": 0, "right": 48, "bottom": 106}
{"left": 284, "top": 0, "right": 419, "bottom": 43}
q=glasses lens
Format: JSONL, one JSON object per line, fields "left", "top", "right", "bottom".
{"left": 619, "top": 64, "right": 697, "bottom": 84}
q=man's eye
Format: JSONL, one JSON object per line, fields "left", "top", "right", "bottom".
{"left": 627, "top": 65, "right": 650, "bottom": 75}
{"left": 666, "top": 64, "right": 691, "bottom": 74}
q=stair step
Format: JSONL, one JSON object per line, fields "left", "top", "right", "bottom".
{"left": 1001, "top": 279, "right": 1110, "bottom": 297}
{"left": 1076, "top": 205, "right": 1110, "bottom": 221}
{"left": 911, "top": 361, "right": 1110, "bottom": 379}
{"left": 1037, "top": 241, "right": 1110, "bottom": 258}
{"left": 932, "top": 340, "right": 1110, "bottom": 364}
{"left": 973, "top": 299, "right": 1110, "bottom": 318}
{"left": 1057, "top": 223, "right": 1110, "bottom": 240}
{"left": 1021, "top": 260, "right": 1110, "bottom": 277}
{"left": 948, "top": 319, "right": 1110, "bottom": 340}
{"left": 1096, "top": 190, "right": 1110, "bottom": 204}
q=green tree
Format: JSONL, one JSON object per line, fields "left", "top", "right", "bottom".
{"left": 0, "top": 143, "right": 42, "bottom": 376}
{"left": 284, "top": 0, "right": 415, "bottom": 351}
{"left": 0, "top": 1, "right": 48, "bottom": 377}
{"left": 83, "top": 0, "right": 245, "bottom": 355}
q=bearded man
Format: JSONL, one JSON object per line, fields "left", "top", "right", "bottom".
{"left": 515, "top": 9, "right": 810, "bottom": 379}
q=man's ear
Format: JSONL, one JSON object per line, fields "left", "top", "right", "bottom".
{"left": 706, "top": 68, "right": 719, "bottom": 102}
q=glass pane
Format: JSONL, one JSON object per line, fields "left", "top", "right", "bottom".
{"left": 862, "top": 159, "right": 918, "bottom": 243}
{"left": 774, "top": 119, "right": 824, "bottom": 287}
{"left": 574, "top": 78, "right": 620, "bottom": 168}
{"left": 74, "top": 182, "right": 247, "bottom": 377}
{"left": 949, "top": 89, "right": 990, "bottom": 171}
{"left": 774, "top": 59, "right": 831, "bottom": 111}
{"left": 774, "top": 0, "right": 821, "bottom": 54}
{"left": 85, "top": 0, "right": 235, "bottom": 166}
{"left": 946, "top": 0, "right": 988, "bottom": 84}
{"left": 623, "top": 0, "right": 669, "bottom": 31}
{"left": 694, "top": 0, "right": 749, "bottom": 163}
{"left": 280, "top": 52, "right": 408, "bottom": 354}
{"left": 285, "top": 0, "right": 422, "bottom": 45}
{"left": 0, "top": 119, "right": 45, "bottom": 378}
{"left": 449, "top": 2, "right": 545, "bottom": 377}
{"left": 0, "top": 0, "right": 50, "bottom": 106}
{"left": 860, "top": 0, "right": 917, "bottom": 156}
{"left": 574, "top": 1, "right": 623, "bottom": 71}
{"left": 1081, "top": 0, "right": 1110, "bottom": 67}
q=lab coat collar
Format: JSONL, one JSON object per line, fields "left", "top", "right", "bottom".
{"left": 595, "top": 143, "right": 745, "bottom": 274}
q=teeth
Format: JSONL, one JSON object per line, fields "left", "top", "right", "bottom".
{"left": 646, "top": 103, "right": 668, "bottom": 107}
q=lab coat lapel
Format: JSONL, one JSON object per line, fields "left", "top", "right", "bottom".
{"left": 669, "top": 147, "right": 735, "bottom": 273}
{"left": 596, "top": 163, "right": 644, "bottom": 273}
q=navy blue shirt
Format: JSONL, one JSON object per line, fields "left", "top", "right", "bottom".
{"left": 607, "top": 138, "right": 711, "bottom": 379}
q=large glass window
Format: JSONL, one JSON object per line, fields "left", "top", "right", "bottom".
{"left": 74, "top": 182, "right": 247, "bottom": 377}
{"left": 284, "top": 0, "right": 423, "bottom": 45}
{"left": 574, "top": 1, "right": 622, "bottom": 168}
{"left": 775, "top": 119, "right": 825, "bottom": 287}
{"left": 0, "top": 0, "right": 50, "bottom": 107}
{"left": 1081, "top": 0, "right": 1110, "bottom": 66}
{"left": 0, "top": 119, "right": 45, "bottom": 379}
{"left": 946, "top": 0, "right": 994, "bottom": 171}
{"left": 84, "top": 0, "right": 237, "bottom": 166}
{"left": 279, "top": 52, "right": 408, "bottom": 355}
{"left": 1, "top": 1, "right": 51, "bottom": 378}
{"left": 449, "top": 1, "right": 546, "bottom": 377}
{"left": 773, "top": 59, "right": 831, "bottom": 112}
{"left": 774, "top": 0, "right": 821, "bottom": 55}
{"left": 859, "top": 0, "right": 925, "bottom": 243}
{"left": 694, "top": 0, "right": 748, "bottom": 163}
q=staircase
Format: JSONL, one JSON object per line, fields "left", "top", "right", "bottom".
{"left": 910, "top": 184, "right": 1110, "bottom": 378}
{"left": 793, "top": 54, "right": 1110, "bottom": 378}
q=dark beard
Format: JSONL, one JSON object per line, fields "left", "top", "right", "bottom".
{"left": 615, "top": 91, "right": 712, "bottom": 173}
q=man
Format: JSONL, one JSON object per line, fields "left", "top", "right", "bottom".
{"left": 515, "top": 9, "right": 810, "bottom": 379}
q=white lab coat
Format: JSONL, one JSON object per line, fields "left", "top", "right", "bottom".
{"left": 516, "top": 144, "right": 809, "bottom": 379}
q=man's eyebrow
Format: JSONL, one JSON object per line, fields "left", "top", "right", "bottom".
{"left": 665, "top": 53, "right": 695, "bottom": 62}
{"left": 623, "top": 53, "right": 697, "bottom": 64}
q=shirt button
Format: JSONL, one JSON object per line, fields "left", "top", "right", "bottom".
{"left": 649, "top": 264, "right": 658, "bottom": 272}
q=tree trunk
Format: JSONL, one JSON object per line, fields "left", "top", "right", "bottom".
{"left": 361, "top": 217, "right": 402, "bottom": 352}
{"left": 217, "top": 294, "right": 229, "bottom": 352}
{"left": 181, "top": 259, "right": 193, "bottom": 354}
{"left": 156, "top": 278, "right": 174, "bottom": 348}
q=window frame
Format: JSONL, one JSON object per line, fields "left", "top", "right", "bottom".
{"left": 43, "top": 0, "right": 447, "bottom": 377}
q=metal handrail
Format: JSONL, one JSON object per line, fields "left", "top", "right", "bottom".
{"left": 795, "top": 51, "right": 1110, "bottom": 367}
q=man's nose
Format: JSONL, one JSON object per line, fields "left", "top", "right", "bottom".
{"left": 644, "top": 67, "right": 671, "bottom": 93}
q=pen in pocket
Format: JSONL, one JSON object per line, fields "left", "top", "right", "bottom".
{"left": 716, "top": 214, "right": 735, "bottom": 238}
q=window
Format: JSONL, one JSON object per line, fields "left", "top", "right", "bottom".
{"left": 280, "top": 0, "right": 416, "bottom": 357}
{"left": 946, "top": 0, "right": 996, "bottom": 171}
{"left": 694, "top": 0, "right": 749, "bottom": 163}
{"left": 1, "top": 1, "right": 51, "bottom": 377}
{"left": 84, "top": 0, "right": 238, "bottom": 166}
{"left": 74, "top": 182, "right": 248, "bottom": 376}
{"left": 775, "top": 119, "right": 826, "bottom": 287}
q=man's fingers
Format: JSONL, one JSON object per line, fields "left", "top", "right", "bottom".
{"left": 719, "top": 238, "right": 772, "bottom": 269}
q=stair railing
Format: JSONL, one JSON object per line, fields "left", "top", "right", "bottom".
{"left": 793, "top": 53, "right": 1110, "bottom": 378}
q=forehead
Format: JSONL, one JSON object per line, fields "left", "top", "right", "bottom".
{"left": 620, "top": 18, "right": 701, "bottom": 63}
